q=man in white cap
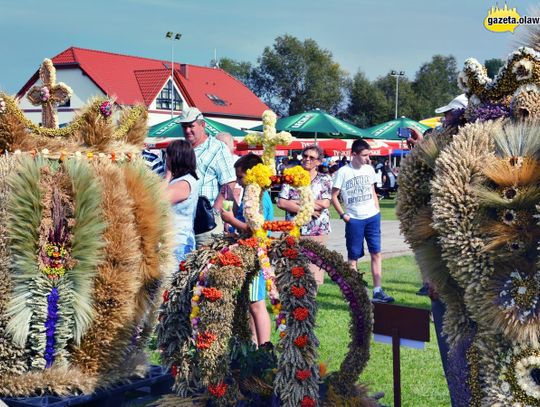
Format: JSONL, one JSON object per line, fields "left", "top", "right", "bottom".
{"left": 435, "top": 94, "right": 468, "bottom": 125}
{"left": 175, "top": 107, "right": 236, "bottom": 247}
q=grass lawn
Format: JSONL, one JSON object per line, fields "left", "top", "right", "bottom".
{"left": 272, "top": 195, "right": 398, "bottom": 221}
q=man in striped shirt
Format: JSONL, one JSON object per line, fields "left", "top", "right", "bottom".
{"left": 142, "top": 149, "right": 165, "bottom": 177}
{"left": 176, "top": 107, "right": 236, "bottom": 247}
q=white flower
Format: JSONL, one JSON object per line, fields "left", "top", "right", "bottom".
{"left": 512, "top": 58, "right": 534, "bottom": 81}
{"left": 457, "top": 71, "right": 470, "bottom": 92}
{"left": 13, "top": 149, "right": 21, "bottom": 155}
{"left": 41, "top": 148, "right": 49, "bottom": 156}
{"left": 501, "top": 381, "right": 510, "bottom": 393}
{"left": 278, "top": 324, "right": 287, "bottom": 332}
{"left": 0, "top": 98, "right": 6, "bottom": 113}
{"left": 518, "top": 286, "right": 527, "bottom": 295}
{"left": 469, "top": 95, "right": 481, "bottom": 106}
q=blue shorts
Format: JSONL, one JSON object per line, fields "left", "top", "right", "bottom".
{"left": 345, "top": 213, "right": 381, "bottom": 261}
{"left": 249, "top": 270, "right": 266, "bottom": 302}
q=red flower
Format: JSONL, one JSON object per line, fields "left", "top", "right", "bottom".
{"left": 293, "top": 307, "right": 309, "bottom": 321}
{"left": 217, "top": 251, "right": 242, "bottom": 267}
{"left": 291, "top": 285, "right": 307, "bottom": 299}
{"left": 291, "top": 267, "right": 305, "bottom": 278}
{"left": 196, "top": 331, "right": 217, "bottom": 350}
{"left": 294, "top": 335, "right": 309, "bottom": 348}
{"left": 202, "top": 287, "right": 223, "bottom": 302}
{"left": 301, "top": 396, "right": 316, "bottom": 407}
{"left": 295, "top": 369, "right": 312, "bottom": 381}
{"left": 283, "top": 248, "right": 298, "bottom": 259}
{"left": 208, "top": 382, "right": 228, "bottom": 398}
{"left": 238, "top": 237, "right": 258, "bottom": 248}
{"left": 285, "top": 236, "right": 297, "bottom": 246}
{"left": 179, "top": 261, "right": 187, "bottom": 271}
{"left": 162, "top": 289, "right": 169, "bottom": 303}
{"left": 171, "top": 365, "right": 178, "bottom": 377}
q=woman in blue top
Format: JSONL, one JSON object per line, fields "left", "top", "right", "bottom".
{"left": 165, "top": 140, "right": 200, "bottom": 263}
{"left": 220, "top": 154, "right": 273, "bottom": 346}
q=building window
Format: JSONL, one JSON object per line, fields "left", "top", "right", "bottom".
{"left": 156, "top": 80, "right": 183, "bottom": 111}
{"left": 59, "top": 98, "right": 70, "bottom": 108}
{"left": 206, "top": 93, "right": 227, "bottom": 106}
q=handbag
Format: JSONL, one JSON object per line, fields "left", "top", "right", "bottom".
{"left": 194, "top": 195, "right": 217, "bottom": 235}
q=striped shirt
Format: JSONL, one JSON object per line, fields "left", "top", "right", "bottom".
{"left": 142, "top": 149, "right": 165, "bottom": 177}
{"left": 194, "top": 137, "right": 235, "bottom": 205}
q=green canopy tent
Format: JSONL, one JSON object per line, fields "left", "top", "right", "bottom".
{"left": 250, "top": 109, "right": 369, "bottom": 141}
{"left": 365, "top": 116, "right": 429, "bottom": 140}
{"left": 147, "top": 116, "right": 247, "bottom": 138}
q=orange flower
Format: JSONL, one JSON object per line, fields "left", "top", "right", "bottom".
{"left": 208, "top": 382, "right": 228, "bottom": 398}
{"left": 294, "top": 335, "right": 309, "bottom": 348}
{"left": 202, "top": 287, "right": 223, "bottom": 302}
{"left": 238, "top": 237, "right": 258, "bottom": 248}
{"left": 295, "top": 369, "right": 311, "bottom": 381}
{"left": 293, "top": 307, "right": 309, "bottom": 321}
{"left": 279, "top": 331, "right": 287, "bottom": 338}
{"left": 283, "top": 248, "right": 298, "bottom": 259}
{"left": 301, "top": 396, "right": 316, "bottom": 407}
{"left": 162, "top": 289, "right": 169, "bottom": 303}
{"left": 319, "top": 362, "right": 328, "bottom": 377}
{"left": 290, "top": 285, "right": 307, "bottom": 299}
{"left": 196, "top": 331, "right": 217, "bottom": 350}
{"left": 217, "top": 251, "right": 242, "bottom": 267}
{"left": 291, "top": 267, "right": 305, "bottom": 278}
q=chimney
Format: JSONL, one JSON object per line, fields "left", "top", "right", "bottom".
{"left": 180, "top": 64, "right": 189, "bottom": 79}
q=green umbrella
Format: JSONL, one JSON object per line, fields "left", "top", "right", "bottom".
{"left": 147, "top": 116, "right": 246, "bottom": 138}
{"left": 365, "top": 116, "right": 429, "bottom": 140}
{"left": 250, "top": 109, "right": 369, "bottom": 140}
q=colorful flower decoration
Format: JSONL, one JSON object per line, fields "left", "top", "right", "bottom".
{"left": 40, "top": 86, "right": 50, "bottom": 102}
{"left": 99, "top": 101, "right": 113, "bottom": 117}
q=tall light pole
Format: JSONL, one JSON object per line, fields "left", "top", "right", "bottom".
{"left": 390, "top": 70, "right": 405, "bottom": 119}
{"left": 166, "top": 31, "right": 182, "bottom": 118}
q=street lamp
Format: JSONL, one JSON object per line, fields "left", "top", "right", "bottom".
{"left": 390, "top": 70, "right": 405, "bottom": 119}
{"left": 165, "top": 31, "right": 182, "bottom": 118}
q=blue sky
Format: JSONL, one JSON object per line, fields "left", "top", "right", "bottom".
{"left": 0, "top": 0, "right": 538, "bottom": 94}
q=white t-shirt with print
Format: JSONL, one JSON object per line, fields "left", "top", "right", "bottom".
{"left": 333, "top": 164, "right": 379, "bottom": 220}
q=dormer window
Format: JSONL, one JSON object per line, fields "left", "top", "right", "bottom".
{"left": 206, "top": 93, "right": 227, "bottom": 106}
{"left": 156, "top": 80, "right": 182, "bottom": 111}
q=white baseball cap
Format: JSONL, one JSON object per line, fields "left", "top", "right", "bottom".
{"left": 174, "top": 107, "right": 204, "bottom": 124}
{"left": 435, "top": 94, "right": 468, "bottom": 114}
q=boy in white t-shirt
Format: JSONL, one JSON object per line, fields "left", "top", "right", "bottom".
{"left": 331, "top": 139, "right": 394, "bottom": 303}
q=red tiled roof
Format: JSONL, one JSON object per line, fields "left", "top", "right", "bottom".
{"left": 134, "top": 69, "right": 171, "bottom": 106}
{"left": 18, "top": 47, "right": 269, "bottom": 118}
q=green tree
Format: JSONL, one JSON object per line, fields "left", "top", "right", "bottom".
{"left": 374, "top": 73, "right": 420, "bottom": 121}
{"left": 253, "top": 35, "right": 348, "bottom": 116}
{"left": 217, "top": 57, "right": 255, "bottom": 87}
{"left": 484, "top": 58, "right": 504, "bottom": 78}
{"left": 412, "top": 55, "right": 460, "bottom": 118}
{"left": 346, "top": 71, "right": 390, "bottom": 127}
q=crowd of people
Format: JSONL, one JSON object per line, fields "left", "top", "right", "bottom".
{"left": 145, "top": 106, "right": 396, "bottom": 347}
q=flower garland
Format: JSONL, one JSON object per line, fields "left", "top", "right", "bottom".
{"left": 298, "top": 238, "right": 374, "bottom": 401}
{"left": 0, "top": 93, "right": 146, "bottom": 141}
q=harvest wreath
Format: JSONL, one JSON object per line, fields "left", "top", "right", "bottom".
{"left": 156, "top": 110, "right": 374, "bottom": 406}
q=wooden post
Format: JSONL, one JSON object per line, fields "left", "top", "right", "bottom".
{"left": 392, "top": 328, "right": 401, "bottom": 407}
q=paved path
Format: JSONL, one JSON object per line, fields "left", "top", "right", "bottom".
{"left": 324, "top": 219, "right": 411, "bottom": 262}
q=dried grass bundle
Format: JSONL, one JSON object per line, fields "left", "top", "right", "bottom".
{"left": 118, "top": 105, "right": 148, "bottom": 146}
{"left": 71, "top": 162, "right": 141, "bottom": 375}
{"left": 122, "top": 162, "right": 171, "bottom": 322}
{"left": 0, "top": 365, "right": 96, "bottom": 397}
{"left": 72, "top": 101, "right": 114, "bottom": 151}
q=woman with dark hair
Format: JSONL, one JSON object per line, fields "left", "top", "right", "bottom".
{"left": 165, "top": 140, "right": 200, "bottom": 263}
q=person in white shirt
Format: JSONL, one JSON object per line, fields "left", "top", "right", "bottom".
{"left": 331, "top": 139, "right": 394, "bottom": 303}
